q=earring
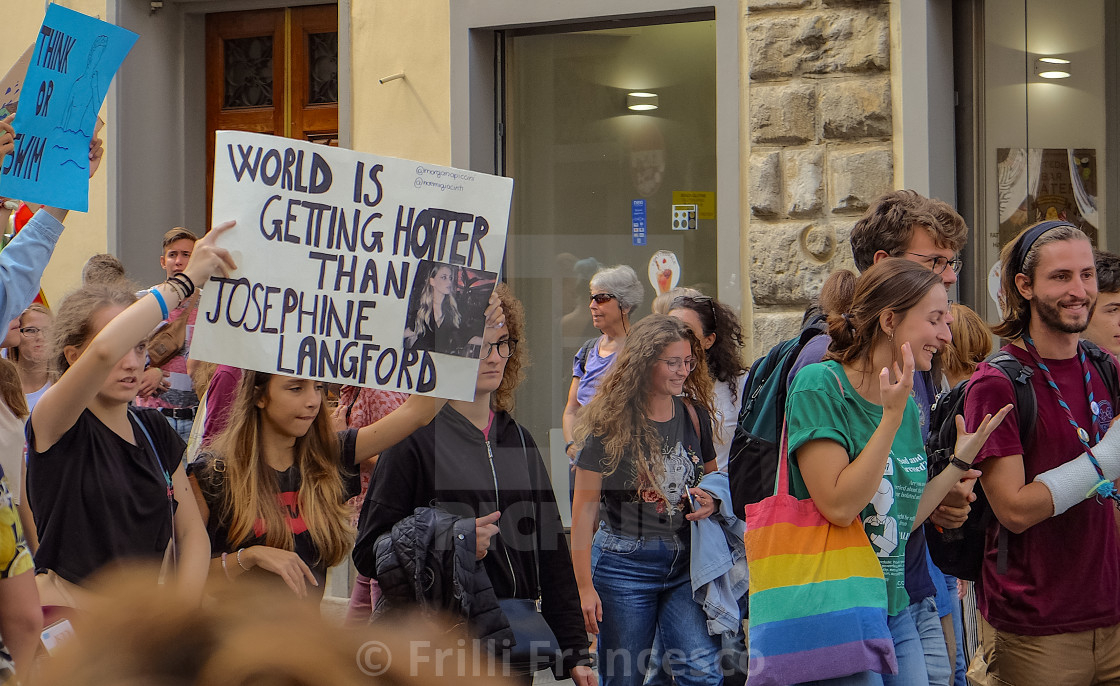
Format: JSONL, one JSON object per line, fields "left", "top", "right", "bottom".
{"left": 888, "top": 330, "right": 894, "bottom": 342}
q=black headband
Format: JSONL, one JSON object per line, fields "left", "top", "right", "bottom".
{"left": 1008, "top": 220, "right": 1079, "bottom": 276}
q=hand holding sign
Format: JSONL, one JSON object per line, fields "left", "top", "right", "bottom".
{"left": 0, "top": 5, "right": 136, "bottom": 212}
{"left": 0, "top": 114, "right": 13, "bottom": 160}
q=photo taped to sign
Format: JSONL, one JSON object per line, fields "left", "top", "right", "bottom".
{"left": 404, "top": 260, "right": 498, "bottom": 359}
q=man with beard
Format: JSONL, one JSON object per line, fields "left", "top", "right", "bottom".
{"left": 964, "top": 221, "right": 1120, "bottom": 685}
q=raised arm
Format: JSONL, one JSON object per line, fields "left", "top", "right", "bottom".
{"left": 31, "top": 222, "right": 236, "bottom": 452}
{"left": 352, "top": 394, "right": 446, "bottom": 463}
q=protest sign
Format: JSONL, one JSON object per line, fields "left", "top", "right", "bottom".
{"left": 190, "top": 130, "right": 513, "bottom": 401}
{"left": 0, "top": 5, "right": 137, "bottom": 212}
{"left": 0, "top": 45, "right": 34, "bottom": 115}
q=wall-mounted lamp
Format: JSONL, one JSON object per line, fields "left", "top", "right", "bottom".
{"left": 627, "top": 92, "right": 659, "bottom": 111}
{"left": 1035, "top": 57, "right": 1071, "bottom": 79}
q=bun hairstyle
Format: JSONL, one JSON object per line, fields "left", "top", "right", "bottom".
{"left": 824, "top": 258, "right": 942, "bottom": 367}
{"left": 993, "top": 221, "right": 1088, "bottom": 339}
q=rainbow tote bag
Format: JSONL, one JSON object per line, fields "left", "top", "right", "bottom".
{"left": 744, "top": 430, "right": 897, "bottom": 686}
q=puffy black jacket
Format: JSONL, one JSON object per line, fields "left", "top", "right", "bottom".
{"left": 355, "top": 406, "right": 591, "bottom": 675}
{"left": 371, "top": 506, "right": 513, "bottom": 645}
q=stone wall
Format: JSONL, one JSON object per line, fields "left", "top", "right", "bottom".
{"left": 744, "top": 0, "right": 895, "bottom": 358}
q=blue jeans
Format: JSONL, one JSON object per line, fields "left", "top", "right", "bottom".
{"left": 592, "top": 529, "right": 723, "bottom": 686}
{"left": 161, "top": 414, "right": 194, "bottom": 446}
{"left": 799, "top": 607, "right": 928, "bottom": 686}
{"left": 910, "top": 596, "right": 951, "bottom": 686}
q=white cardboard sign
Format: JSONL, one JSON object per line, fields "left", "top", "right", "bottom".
{"left": 191, "top": 131, "right": 512, "bottom": 401}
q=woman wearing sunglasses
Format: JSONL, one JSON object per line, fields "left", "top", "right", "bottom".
{"left": 561, "top": 265, "right": 644, "bottom": 468}
{"left": 571, "top": 314, "right": 722, "bottom": 686}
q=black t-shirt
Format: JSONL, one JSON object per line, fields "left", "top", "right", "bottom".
{"left": 576, "top": 396, "right": 715, "bottom": 538}
{"left": 190, "top": 429, "right": 360, "bottom": 594}
{"left": 27, "top": 408, "right": 184, "bottom": 584}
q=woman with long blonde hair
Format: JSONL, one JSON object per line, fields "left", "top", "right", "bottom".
{"left": 190, "top": 372, "right": 443, "bottom": 599}
{"left": 404, "top": 263, "right": 462, "bottom": 353}
{"left": 191, "top": 295, "right": 505, "bottom": 599}
{"left": 571, "top": 314, "right": 722, "bottom": 686}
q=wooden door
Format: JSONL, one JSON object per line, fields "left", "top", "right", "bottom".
{"left": 205, "top": 5, "right": 338, "bottom": 218}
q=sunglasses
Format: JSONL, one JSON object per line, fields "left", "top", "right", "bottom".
{"left": 590, "top": 293, "right": 618, "bottom": 305}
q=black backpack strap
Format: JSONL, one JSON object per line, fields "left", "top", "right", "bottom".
{"left": 575, "top": 338, "right": 597, "bottom": 376}
{"left": 985, "top": 350, "right": 1037, "bottom": 446}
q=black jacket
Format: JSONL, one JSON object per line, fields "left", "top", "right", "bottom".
{"left": 371, "top": 506, "right": 513, "bottom": 645}
{"left": 355, "top": 405, "right": 591, "bottom": 674}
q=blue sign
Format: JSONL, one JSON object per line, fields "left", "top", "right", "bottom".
{"left": 0, "top": 5, "right": 137, "bottom": 212}
{"left": 631, "top": 199, "right": 647, "bottom": 246}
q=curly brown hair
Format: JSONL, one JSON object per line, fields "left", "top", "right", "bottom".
{"left": 491, "top": 283, "right": 526, "bottom": 412}
{"left": 573, "top": 315, "right": 715, "bottom": 500}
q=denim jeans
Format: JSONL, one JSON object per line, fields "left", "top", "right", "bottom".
{"left": 161, "top": 414, "right": 194, "bottom": 445}
{"left": 910, "top": 596, "right": 952, "bottom": 686}
{"left": 798, "top": 607, "right": 929, "bottom": 686}
{"left": 592, "top": 529, "right": 723, "bottom": 686}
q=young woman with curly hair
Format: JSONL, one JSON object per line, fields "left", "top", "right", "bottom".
{"left": 355, "top": 284, "right": 593, "bottom": 684}
{"left": 668, "top": 293, "right": 747, "bottom": 470}
{"left": 571, "top": 314, "right": 721, "bottom": 686}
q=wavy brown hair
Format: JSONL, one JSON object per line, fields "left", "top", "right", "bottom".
{"left": 573, "top": 315, "right": 715, "bottom": 497}
{"left": 201, "top": 371, "right": 351, "bottom": 567}
{"left": 491, "top": 283, "right": 526, "bottom": 412}
{"left": 824, "top": 259, "right": 943, "bottom": 371}
{"left": 0, "top": 359, "right": 27, "bottom": 420}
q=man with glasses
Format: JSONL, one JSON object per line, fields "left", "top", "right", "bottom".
{"left": 789, "top": 190, "right": 970, "bottom": 686}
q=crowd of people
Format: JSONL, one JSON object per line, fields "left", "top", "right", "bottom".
{"left": 2, "top": 107, "right": 1120, "bottom": 686}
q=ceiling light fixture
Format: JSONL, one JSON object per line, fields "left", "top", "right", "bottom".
{"left": 627, "top": 92, "right": 659, "bottom": 111}
{"left": 1035, "top": 56, "right": 1071, "bottom": 79}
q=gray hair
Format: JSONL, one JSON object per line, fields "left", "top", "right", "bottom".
{"left": 590, "top": 264, "right": 644, "bottom": 314}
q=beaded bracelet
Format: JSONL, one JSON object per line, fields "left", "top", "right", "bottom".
{"left": 236, "top": 548, "right": 249, "bottom": 571}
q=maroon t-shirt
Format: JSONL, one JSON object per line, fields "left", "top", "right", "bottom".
{"left": 965, "top": 343, "right": 1120, "bottom": 635}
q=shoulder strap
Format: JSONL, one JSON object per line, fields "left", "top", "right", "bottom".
{"left": 576, "top": 338, "right": 597, "bottom": 376}
{"left": 985, "top": 350, "right": 1037, "bottom": 445}
{"left": 684, "top": 398, "right": 702, "bottom": 440}
{"left": 128, "top": 408, "right": 178, "bottom": 572}
{"left": 513, "top": 422, "right": 542, "bottom": 602}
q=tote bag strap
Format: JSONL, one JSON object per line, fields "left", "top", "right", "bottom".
{"left": 774, "top": 421, "right": 791, "bottom": 497}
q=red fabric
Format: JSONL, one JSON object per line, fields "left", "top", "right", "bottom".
{"left": 337, "top": 386, "right": 408, "bottom": 526}
{"left": 965, "top": 344, "right": 1120, "bottom": 635}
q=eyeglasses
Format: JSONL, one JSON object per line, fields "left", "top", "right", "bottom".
{"left": 19, "top": 327, "right": 43, "bottom": 338}
{"left": 659, "top": 357, "right": 696, "bottom": 373}
{"left": 590, "top": 293, "right": 618, "bottom": 305}
{"left": 901, "top": 251, "right": 964, "bottom": 275}
{"left": 482, "top": 338, "right": 518, "bottom": 359}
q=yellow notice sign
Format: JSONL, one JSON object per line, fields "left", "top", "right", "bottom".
{"left": 672, "top": 191, "right": 715, "bottom": 220}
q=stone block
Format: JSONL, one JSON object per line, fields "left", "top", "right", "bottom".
{"left": 747, "top": 0, "right": 811, "bottom": 11}
{"left": 749, "top": 150, "right": 782, "bottom": 217}
{"left": 751, "top": 311, "right": 805, "bottom": 359}
{"left": 750, "top": 83, "right": 816, "bottom": 145}
{"left": 747, "top": 9, "right": 888, "bottom": 81}
{"left": 748, "top": 220, "right": 855, "bottom": 307}
{"left": 828, "top": 147, "right": 893, "bottom": 214}
{"left": 820, "top": 76, "right": 892, "bottom": 140}
{"left": 783, "top": 147, "right": 824, "bottom": 217}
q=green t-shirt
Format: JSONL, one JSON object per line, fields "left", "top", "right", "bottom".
{"left": 785, "top": 360, "right": 928, "bottom": 616}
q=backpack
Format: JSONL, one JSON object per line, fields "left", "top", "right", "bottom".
{"left": 728, "top": 314, "right": 828, "bottom": 518}
{"left": 575, "top": 337, "right": 598, "bottom": 376}
{"left": 924, "top": 340, "right": 1120, "bottom": 581}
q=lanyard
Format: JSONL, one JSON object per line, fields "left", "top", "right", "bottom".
{"left": 1021, "top": 337, "right": 1119, "bottom": 505}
